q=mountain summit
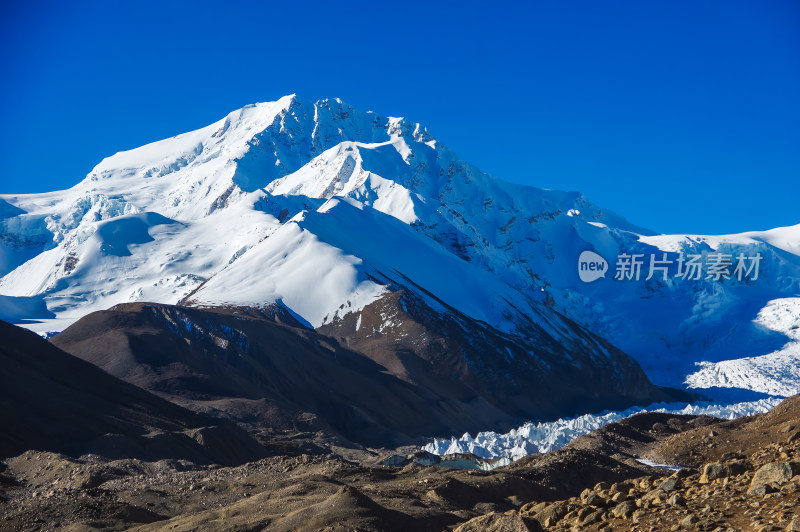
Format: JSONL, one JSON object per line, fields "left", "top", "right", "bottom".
{"left": 1, "top": 95, "right": 799, "bottom": 407}
{"left": 0, "top": 95, "right": 642, "bottom": 328}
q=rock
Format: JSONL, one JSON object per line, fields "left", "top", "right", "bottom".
{"left": 610, "top": 481, "right": 633, "bottom": 494}
{"left": 455, "top": 512, "right": 544, "bottom": 532}
{"left": 641, "top": 488, "right": 661, "bottom": 501}
{"left": 749, "top": 462, "right": 793, "bottom": 495}
{"left": 610, "top": 500, "right": 637, "bottom": 519}
{"left": 785, "top": 516, "right": 800, "bottom": 531}
{"left": 575, "top": 507, "right": 594, "bottom": 521}
{"left": 660, "top": 476, "right": 682, "bottom": 492}
{"left": 680, "top": 513, "right": 699, "bottom": 526}
{"left": 583, "top": 492, "right": 605, "bottom": 507}
{"left": 631, "top": 509, "right": 646, "bottom": 524}
{"left": 747, "top": 484, "right": 773, "bottom": 498}
{"left": 535, "top": 501, "right": 568, "bottom": 527}
{"left": 666, "top": 493, "right": 686, "bottom": 507}
{"left": 520, "top": 501, "right": 547, "bottom": 515}
{"left": 700, "top": 462, "right": 728, "bottom": 484}
{"left": 593, "top": 482, "right": 611, "bottom": 491}
{"left": 610, "top": 491, "right": 627, "bottom": 503}
{"left": 787, "top": 432, "right": 800, "bottom": 444}
{"left": 580, "top": 510, "right": 602, "bottom": 526}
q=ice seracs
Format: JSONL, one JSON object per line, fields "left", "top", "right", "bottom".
{"left": 423, "top": 397, "right": 782, "bottom": 461}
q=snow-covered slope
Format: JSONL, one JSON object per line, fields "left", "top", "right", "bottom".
{"left": 1, "top": 94, "right": 798, "bottom": 401}
{"left": 562, "top": 226, "right": 800, "bottom": 394}
{"left": 0, "top": 95, "right": 633, "bottom": 335}
{"left": 685, "top": 297, "right": 800, "bottom": 397}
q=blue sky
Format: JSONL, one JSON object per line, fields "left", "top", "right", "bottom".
{"left": 1, "top": 0, "right": 797, "bottom": 234}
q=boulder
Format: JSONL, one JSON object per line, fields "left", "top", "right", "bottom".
{"left": 680, "top": 513, "right": 699, "bottom": 526}
{"left": 748, "top": 462, "right": 793, "bottom": 496}
{"left": 583, "top": 491, "right": 606, "bottom": 507}
{"left": 666, "top": 493, "right": 686, "bottom": 507}
{"left": 611, "top": 500, "right": 637, "bottom": 519}
{"left": 660, "top": 476, "right": 682, "bottom": 492}
{"left": 699, "top": 462, "right": 727, "bottom": 484}
{"left": 535, "top": 501, "right": 568, "bottom": 527}
{"left": 580, "top": 510, "right": 603, "bottom": 526}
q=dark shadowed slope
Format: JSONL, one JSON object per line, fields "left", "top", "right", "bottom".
{"left": 0, "top": 320, "right": 266, "bottom": 465}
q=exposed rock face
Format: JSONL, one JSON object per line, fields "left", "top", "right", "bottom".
{"left": 317, "top": 290, "right": 686, "bottom": 422}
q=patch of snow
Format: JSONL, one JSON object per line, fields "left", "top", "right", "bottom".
{"left": 636, "top": 459, "right": 682, "bottom": 471}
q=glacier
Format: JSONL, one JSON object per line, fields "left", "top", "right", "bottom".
{"left": 422, "top": 397, "right": 783, "bottom": 461}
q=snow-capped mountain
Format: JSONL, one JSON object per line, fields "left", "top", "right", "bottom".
{"left": 1, "top": 94, "right": 798, "bottom": 402}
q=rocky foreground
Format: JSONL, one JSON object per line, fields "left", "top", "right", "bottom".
{"left": 461, "top": 395, "right": 800, "bottom": 532}
{"left": 459, "top": 436, "right": 800, "bottom": 532}
{"left": 0, "top": 394, "right": 799, "bottom": 531}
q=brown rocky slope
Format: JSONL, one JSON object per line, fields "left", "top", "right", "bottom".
{"left": 0, "top": 320, "right": 266, "bottom": 466}
{"left": 52, "top": 298, "right": 690, "bottom": 449}
{"left": 4, "top": 387, "right": 800, "bottom": 530}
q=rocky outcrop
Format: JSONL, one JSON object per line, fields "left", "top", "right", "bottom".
{"left": 318, "top": 290, "right": 690, "bottom": 422}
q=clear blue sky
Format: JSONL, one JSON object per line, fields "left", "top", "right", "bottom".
{"left": 1, "top": 0, "right": 798, "bottom": 234}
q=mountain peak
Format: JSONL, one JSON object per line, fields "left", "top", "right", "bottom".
{"left": 0, "top": 94, "right": 652, "bottom": 330}
{"left": 3, "top": 95, "right": 799, "bottom": 403}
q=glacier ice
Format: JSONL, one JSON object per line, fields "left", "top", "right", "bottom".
{"left": 423, "top": 397, "right": 782, "bottom": 460}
